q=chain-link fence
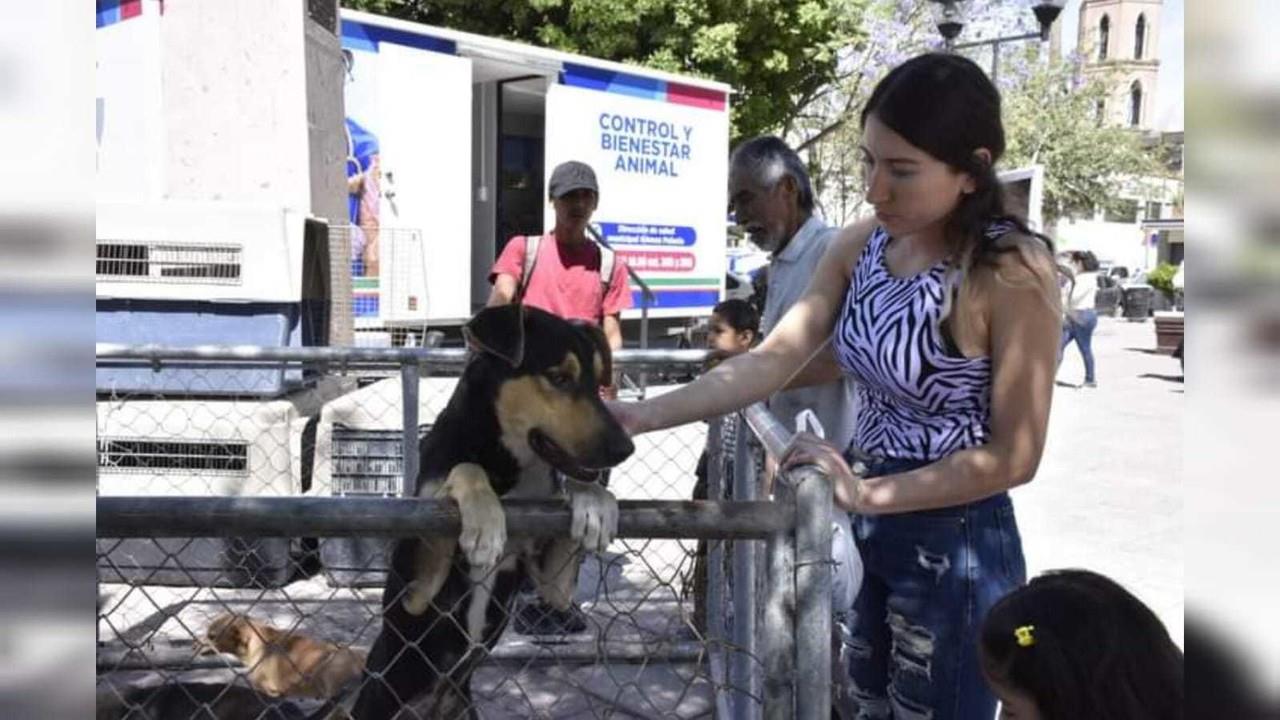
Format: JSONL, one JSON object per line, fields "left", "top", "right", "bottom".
{"left": 96, "top": 345, "right": 833, "bottom": 719}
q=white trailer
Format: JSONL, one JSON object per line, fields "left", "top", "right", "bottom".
{"left": 337, "top": 10, "right": 733, "bottom": 336}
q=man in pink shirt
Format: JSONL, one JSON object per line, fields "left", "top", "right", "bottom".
{"left": 487, "top": 160, "right": 632, "bottom": 366}
{"left": 486, "top": 160, "right": 631, "bottom": 635}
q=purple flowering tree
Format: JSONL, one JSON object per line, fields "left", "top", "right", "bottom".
{"left": 796, "top": 0, "right": 1162, "bottom": 227}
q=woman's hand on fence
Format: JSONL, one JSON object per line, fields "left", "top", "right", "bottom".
{"left": 779, "top": 432, "right": 866, "bottom": 513}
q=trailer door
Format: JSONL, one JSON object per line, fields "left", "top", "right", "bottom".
{"left": 373, "top": 43, "right": 472, "bottom": 324}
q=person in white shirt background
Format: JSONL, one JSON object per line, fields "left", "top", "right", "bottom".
{"left": 1059, "top": 250, "right": 1101, "bottom": 388}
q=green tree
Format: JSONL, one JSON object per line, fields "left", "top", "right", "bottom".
{"left": 800, "top": 36, "right": 1166, "bottom": 227}
{"left": 1001, "top": 50, "right": 1166, "bottom": 225}
{"left": 787, "top": 0, "right": 938, "bottom": 223}
{"left": 343, "top": 0, "right": 867, "bottom": 144}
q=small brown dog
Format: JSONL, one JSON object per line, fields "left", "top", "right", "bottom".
{"left": 201, "top": 613, "right": 365, "bottom": 699}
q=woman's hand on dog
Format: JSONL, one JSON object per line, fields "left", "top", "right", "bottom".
{"left": 605, "top": 399, "right": 649, "bottom": 437}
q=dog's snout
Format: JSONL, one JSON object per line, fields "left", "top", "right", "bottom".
{"left": 606, "top": 433, "right": 635, "bottom": 465}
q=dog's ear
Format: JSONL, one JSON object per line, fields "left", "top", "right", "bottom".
{"left": 464, "top": 304, "right": 525, "bottom": 367}
{"left": 570, "top": 320, "right": 612, "bottom": 388}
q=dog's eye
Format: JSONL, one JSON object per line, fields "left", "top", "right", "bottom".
{"left": 546, "top": 371, "right": 575, "bottom": 389}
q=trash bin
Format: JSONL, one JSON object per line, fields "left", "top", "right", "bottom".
{"left": 1123, "top": 286, "right": 1153, "bottom": 320}
{"left": 1094, "top": 286, "right": 1122, "bottom": 317}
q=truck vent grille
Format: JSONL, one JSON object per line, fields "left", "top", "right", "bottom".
{"left": 98, "top": 438, "right": 249, "bottom": 473}
{"left": 97, "top": 242, "right": 243, "bottom": 285}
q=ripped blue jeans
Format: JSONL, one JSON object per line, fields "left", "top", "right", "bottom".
{"left": 837, "top": 456, "right": 1025, "bottom": 720}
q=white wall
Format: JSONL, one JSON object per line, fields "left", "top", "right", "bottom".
{"left": 96, "top": 0, "right": 350, "bottom": 340}
{"left": 1055, "top": 217, "right": 1152, "bottom": 270}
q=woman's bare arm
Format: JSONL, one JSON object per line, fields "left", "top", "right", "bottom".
{"left": 781, "top": 343, "right": 844, "bottom": 390}
{"left": 616, "top": 218, "right": 875, "bottom": 435}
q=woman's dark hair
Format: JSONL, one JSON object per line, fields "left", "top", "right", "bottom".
{"left": 1071, "top": 250, "right": 1101, "bottom": 272}
{"left": 711, "top": 299, "right": 760, "bottom": 336}
{"left": 861, "top": 53, "right": 1055, "bottom": 311}
{"left": 980, "top": 569, "right": 1184, "bottom": 720}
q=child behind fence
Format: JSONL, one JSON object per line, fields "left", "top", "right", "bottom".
{"left": 687, "top": 299, "right": 758, "bottom": 633}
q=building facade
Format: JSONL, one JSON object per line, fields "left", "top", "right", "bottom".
{"left": 1057, "top": 0, "right": 1181, "bottom": 271}
{"left": 1077, "top": 0, "right": 1162, "bottom": 129}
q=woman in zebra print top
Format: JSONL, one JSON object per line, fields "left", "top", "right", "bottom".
{"left": 610, "top": 53, "right": 1062, "bottom": 719}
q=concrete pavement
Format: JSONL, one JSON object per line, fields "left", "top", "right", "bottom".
{"left": 1018, "top": 315, "right": 1184, "bottom": 645}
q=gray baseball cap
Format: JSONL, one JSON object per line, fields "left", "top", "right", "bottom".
{"left": 548, "top": 161, "right": 599, "bottom": 199}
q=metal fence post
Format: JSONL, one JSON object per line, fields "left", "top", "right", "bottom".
{"left": 740, "top": 402, "right": 801, "bottom": 720}
{"left": 791, "top": 466, "right": 833, "bottom": 720}
{"left": 705, "top": 415, "right": 732, "bottom": 719}
{"left": 761, "top": 471, "right": 795, "bottom": 720}
{"left": 400, "top": 359, "right": 420, "bottom": 494}
{"left": 730, "top": 414, "right": 760, "bottom": 720}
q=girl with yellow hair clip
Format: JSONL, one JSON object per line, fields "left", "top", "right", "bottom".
{"left": 979, "top": 569, "right": 1182, "bottom": 720}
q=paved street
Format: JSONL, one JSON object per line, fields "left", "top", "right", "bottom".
{"left": 1020, "top": 315, "right": 1184, "bottom": 645}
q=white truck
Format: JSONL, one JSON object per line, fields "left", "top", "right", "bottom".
{"left": 337, "top": 9, "right": 733, "bottom": 341}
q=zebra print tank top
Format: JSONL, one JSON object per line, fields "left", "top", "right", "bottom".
{"left": 833, "top": 224, "right": 1011, "bottom": 462}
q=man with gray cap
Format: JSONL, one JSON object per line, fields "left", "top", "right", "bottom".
{"left": 488, "top": 160, "right": 632, "bottom": 354}
{"left": 488, "top": 160, "right": 632, "bottom": 635}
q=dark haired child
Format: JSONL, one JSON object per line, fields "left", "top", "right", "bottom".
{"left": 980, "top": 569, "right": 1183, "bottom": 720}
{"left": 688, "top": 299, "right": 758, "bottom": 632}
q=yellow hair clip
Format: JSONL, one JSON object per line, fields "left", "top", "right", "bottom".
{"left": 1014, "top": 625, "right": 1036, "bottom": 647}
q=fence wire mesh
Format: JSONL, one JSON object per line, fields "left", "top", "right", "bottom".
{"left": 96, "top": 347, "right": 829, "bottom": 720}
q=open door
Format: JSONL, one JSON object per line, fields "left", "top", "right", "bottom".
{"left": 496, "top": 76, "right": 548, "bottom": 257}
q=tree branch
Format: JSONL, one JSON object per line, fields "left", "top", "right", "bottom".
{"left": 796, "top": 117, "right": 850, "bottom": 152}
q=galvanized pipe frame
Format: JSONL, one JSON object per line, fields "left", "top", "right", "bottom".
{"left": 95, "top": 343, "right": 709, "bottom": 368}
{"left": 94, "top": 346, "right": 834, "bottom": 718}
{"left": 95, "top": 343, "right": 710, "bottom": 492}
{"left": 705, "top": 416, "right": 734, "bottom": 720}
{"left": 97, "top": 496, "right": 791, "bottom": 540}
{"left": 729, "top": 413, "right": 762, "bottom": 720}
{"left": 741, "top": 402, "right": 834, "bottom": 720}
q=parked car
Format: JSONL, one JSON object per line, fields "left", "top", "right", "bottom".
{"left": 724, "top": 270, "right": 755, "bottom": 302}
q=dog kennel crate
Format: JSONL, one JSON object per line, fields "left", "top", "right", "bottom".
{"left": 95, "top": 202, "right": 357, "bottom": 587}
{"left": 96, "top": 376, "right": 352, "bottom": 587}
{"left": 96, "top": 202, "right": 337, "bottom": 396}
{"left": 309, "top": 374, "right": 457, "bottom": 586}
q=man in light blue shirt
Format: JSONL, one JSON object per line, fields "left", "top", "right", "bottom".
{"left": 728, "top": 136, "right": 858, "bottom": 463}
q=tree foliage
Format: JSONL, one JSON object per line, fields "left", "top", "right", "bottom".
{"left": 796, "top": 1, "right": 1165, "bottom": 227}
{"left": 1001, "top": 51, "right": 1166, "bottom": 224}
{"left": 343, "top": 0, "right": 867, "bottom": 143}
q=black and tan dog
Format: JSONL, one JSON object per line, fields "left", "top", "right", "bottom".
{"left": 349, "top": 304, "right": 635, "bottom": 719}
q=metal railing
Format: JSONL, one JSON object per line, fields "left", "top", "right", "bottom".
{"left": 95, "top": 344, "right": 833, "bottom": 719}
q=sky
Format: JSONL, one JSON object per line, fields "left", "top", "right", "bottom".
{"left": 1060, "top": 0, "right": 1184, "bottom": 131}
